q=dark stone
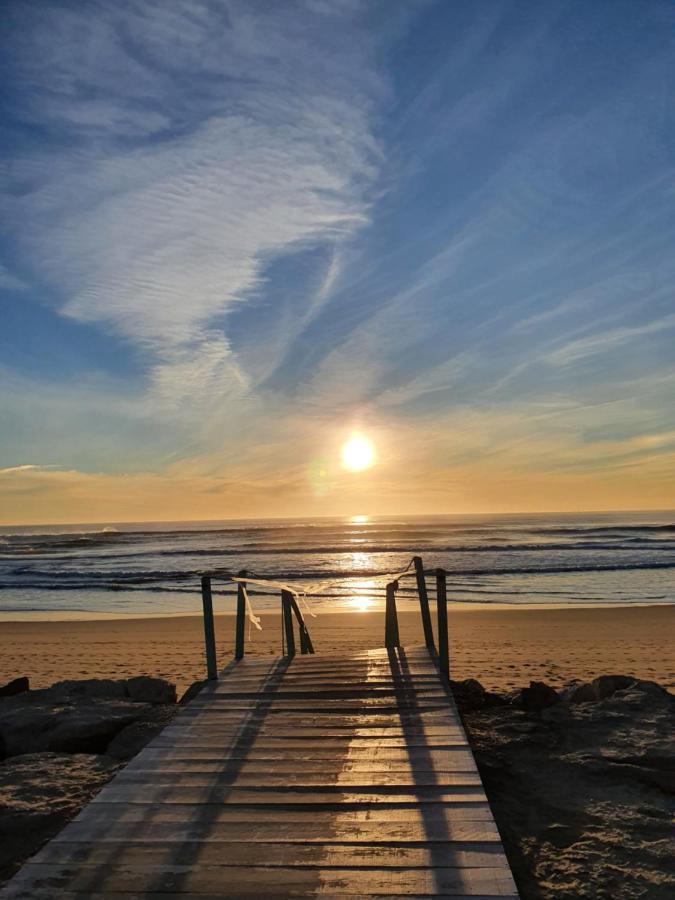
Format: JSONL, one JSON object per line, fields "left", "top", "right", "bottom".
{"left": 566, "top": 675, "right": 638, "bottom": 704}
{"left": 591, "top": 674, "right": 636, "bottom": 699}
{"left": 520, "top": 681, "right": 560, "bottom": 712}
{"left": 450, "top": 678, "right": 505, "bottom": 712}
{"left": 566, "top": 682, "right": 597, "bottom": 704}
{"left": 0, "top": 691, "right": 152, "bottom": 756}
{"left": 125, "top": 676, "right": 176, "bottom": 705}
{"left": 49, "top": 676, "right": 176, "bottom": 705}
{"left": 0, "top": 678, "right": 29, "bottom": 698}
{"left": 50, "top": 679, "right": 127, "bottom": 700}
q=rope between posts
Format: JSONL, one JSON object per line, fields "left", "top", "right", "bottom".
{"left": 212, "top": 557, "right": 419, "bottom": 636}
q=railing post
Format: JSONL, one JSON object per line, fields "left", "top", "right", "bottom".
{"left": 234, "top": 569, "right": 246, "bottom": 660}
{"left": 384, "top": 580, "right": 401, "bottom": 648}
{"left": 289, "top": 594, "right": 315, "bottom": 654}
{"left": 414, "top": 556, "right": 435, "bottom": 650}
{"left": 201, "top": 575, "right": 218, "bottom": 681}
{"left": 436, "top": 568, "right": 449, "bottom": 681}
{"left": 281, "top": 590, "right": 296, "bottom": 657}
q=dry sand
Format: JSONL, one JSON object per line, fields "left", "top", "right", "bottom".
{"left": 1, "top": 605, "right": 673, "bottom": 695}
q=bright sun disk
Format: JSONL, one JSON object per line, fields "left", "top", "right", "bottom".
{"left": 341, "top": 435, "right": 375, "bottom": 472}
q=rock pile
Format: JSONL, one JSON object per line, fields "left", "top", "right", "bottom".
{"left": 458, "top": 675, "right": 675, "bottom": 899}
{"left": 0, "top": 674, "right": 179, "bottom": 886}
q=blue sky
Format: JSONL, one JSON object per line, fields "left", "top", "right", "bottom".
{"left": 1, "top": 0, "right": 674, "bottom": 522}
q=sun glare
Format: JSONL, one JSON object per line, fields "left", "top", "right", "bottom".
{"left": 348, "top": 596, "right": 373, "bottom": 613}
{"left": 341, "top": 434, "right": 375, "bottom": 472}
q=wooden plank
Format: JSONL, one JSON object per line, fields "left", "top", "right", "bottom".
{"left": 122, "top": 751, "right": 478, "bottom": 773}
{"left": 67, "top": 804, "right": 499, "bottom": 828}
{"left": 54, "top": 819, "right": 503, "bottom": 844}
{"left": 109, "top": 771, "right": 485, "bottom": 788}
{"left": 3, "top": 864, "right": 518, "bottom": 896}
{"left": 115, "top": 769, "right": 482, "bottom": 793}
{"left": 90, "top": 786, "right": 489, "bottom": 806}
{"left": 33, "top": 841, "right": 510, "bottom": 869}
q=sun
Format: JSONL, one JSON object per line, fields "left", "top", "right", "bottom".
{"left": 341, "top": 434, "right": 375, "bottom": 472}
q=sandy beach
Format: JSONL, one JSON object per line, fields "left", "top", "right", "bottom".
{"left": 2, "top": 605, "right": 673, "bottom": 696}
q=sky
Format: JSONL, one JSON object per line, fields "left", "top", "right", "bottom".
{"left": 1, "top": 0, "right": 674, "bottom": 524}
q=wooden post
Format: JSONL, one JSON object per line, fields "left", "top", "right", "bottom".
{"left": 234, "top": 570, "right": 246, "bottom": 660}
{"left": 201, "top": 575, "right": 218, "bottom": 681}
{"left": 384, "top": 580, "right": 401, "bottom": 648}
{"left": 436, "top": 568, "right": 449, "bottom": 681}
{"left": 289, "top": 594, "right": 315, "bottom": 654}
{"left": 281, "top": 590, "right": 296, "bottom": 657}
{"left": 414, "top": 556, "right": 435, "bottom": 649}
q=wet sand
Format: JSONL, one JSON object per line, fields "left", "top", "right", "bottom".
{"left": 1, "top": 605, "right": 673, "bottom": 695}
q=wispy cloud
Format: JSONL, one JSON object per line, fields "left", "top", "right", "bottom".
{"left": 2, "top": 0, "right": 382, "bottom": 417}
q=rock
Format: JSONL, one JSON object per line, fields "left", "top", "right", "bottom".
{"left": 49, "top": 676, "right": 176, "bottom": 705}
{"left": 180, "top": 680, "right": 207, "bottom": 705}
{"left": 450, "top": 678, "right": 486, "bottom": 712}
{"left": 520, "top": 681, "right": 560, "bottom": 712}
{"left": 50, "top": 678, "right": 128, "bottom": 700}
{"left": 450, "top": 678, "right": 505, "bottom": 712}
{"left": 106, "top": 706, "right": 178, "bottom": 760}
{"left": 590, "top": 674, "right": 636, "bottom": 699}
{"left": 0, "top": 752, "right": 119, "bottom": 884}
{"left": 125, "top": 676, "right": 176, "bottom": 705}
{"left": 463, "top": 677, "right": 675, "bottom": 900}
{"left": 0, "top": 690, "right": 152, "bottom": 756}
{"left": 0, "top": 678, "right": 29, "bottom": 698}
{"left": 566, "top": 675, "right": 637, "bottom": 704}
{"left": 566, "top": 681, "right": 597, "bottom": 704}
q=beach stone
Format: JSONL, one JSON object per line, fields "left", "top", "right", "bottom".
{"left": 51, "top": 678, "right": 128, "bottom": 700}
{"left": 449, "top": 678, "right": 504, "bottom": 712}
{"left": 0, "top": 752, "right": 119, "bottom": 884}
{"left": 520, "top": 680, "right": 560, "bottom": 712}
{"left": 0, "top": 689, "right": 152, "bottom": 756}
{"left": 566, "top": 681, "right": 597, "bottom": 704}
{"left": 125, "top": 675, "right": 176, "bottom": 705}
{"left": 464, "top": 678, "right": 675, "bottom": 899}
{"left": 590, "top": 674, "right": 636, "bottom": 699}
{"left": 566, "top": 675, "right": 638, "bottom": 704}
{"left": 0, "top": 678, "right": 29, "bottom": 698}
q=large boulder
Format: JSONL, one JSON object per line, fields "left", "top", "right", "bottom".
{"left": 0, "top": 678, "right": 29, "bottom": 699}
{"left": 0, "top": 690, "right": 152, "bottom": 757}
{"left": 50, "top": 678, "right": 128, "bottom": 700}
{"left": 0, "top": 753, "right": 119, "bottom": 884}
{"left": 450, "top": 678, "right": 505, "bottom": 712}
{"left": 125, "top": 675, "right": 176, "bottom": 705}
{"left": 591, "top": 674, "right": 636, "bottom": 699}
{"left": 519, "top": 681, "right": 560, "bottom": 712}
{"left": 50, "top": 676, "right": 177, "bottom": 705}
{"left": 566, "top": 674, "right": 637, "bottom": 704}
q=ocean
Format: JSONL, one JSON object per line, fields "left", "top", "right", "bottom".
{"left": 1, "top": 511, "right": 674, "bottom": 618}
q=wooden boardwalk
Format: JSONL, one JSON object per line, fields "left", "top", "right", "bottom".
{"left": 1, "top": 646, "right": 519, "bottom": 898}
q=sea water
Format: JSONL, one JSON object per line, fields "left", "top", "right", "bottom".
{"left": 1, "top": 511, "right": 674, "bottom": 617}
